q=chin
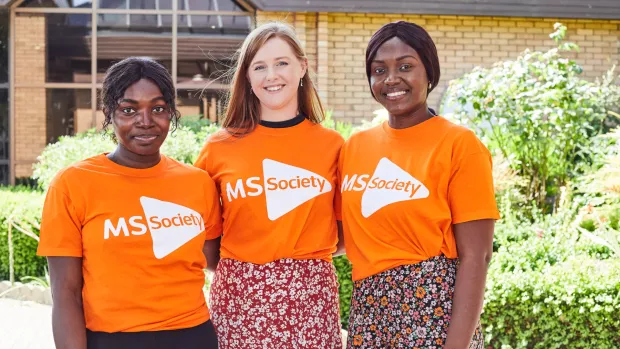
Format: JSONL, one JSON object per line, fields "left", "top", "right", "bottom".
{"left": 127, "top": 144, "right": 162, "bottom": 157}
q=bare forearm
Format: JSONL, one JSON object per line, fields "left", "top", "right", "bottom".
{"left": 333, "top": 220, "right": 346, "bottom": 257}
{"left": 52, "top": 295, "right": 87, "bottom": 349}
{"left": 203, "top": 237, "right": 221, "bottom": 272}
{"left": 444, "top": 257, "right": 489, "bottom": 349}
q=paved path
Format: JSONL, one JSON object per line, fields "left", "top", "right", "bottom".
{"left": 0, "top": 298, "right": 348, "bottom": 349}
{"left": 0, "top": 299, "right": 54, "bottom": 349}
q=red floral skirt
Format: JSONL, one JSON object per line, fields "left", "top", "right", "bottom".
{"left": 210, "top": 258, "right": 342, "bottom": 349}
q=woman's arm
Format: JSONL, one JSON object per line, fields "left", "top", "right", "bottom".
{"left": 333, "top": 221, "right": 346, "bottom": 257}
{"left": 48, "top": 256, "right": 87, "bottom": 349}
{"left": 203, "top": 237, "right": 221, "bottom": 273}
{"left": 444, "top": 219, "right": 494, "bottom": 349}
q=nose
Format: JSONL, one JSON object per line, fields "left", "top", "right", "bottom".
{"left": 266, "top": 66, "right": 277, "bottom": 81}
{"left": 385, "top": 71, "right": 400, "bottom": 86}
{"left": 135, "top": 109, "right": 155, "bottom": 128}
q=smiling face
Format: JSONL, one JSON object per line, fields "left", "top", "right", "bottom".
{"left": 247, "top": 37, "right": 307, "bottom": 118}
{"left": 369, "top": 37, "right": 430, "bottom": 119}
{"left": 111, "top": 78, "right": 171, "bottom": 156}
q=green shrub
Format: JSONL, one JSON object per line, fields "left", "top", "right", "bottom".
{"left": 0, "top": 189, "right": 46, "bottom": 280}
{"left": 443, "top": 23, "right": 619, "bottom": 212}
{"left": 483, "top": 258, "right": 620, "bottom": 348}
{"left": 322, "top": 110, "right": 354, "bottom": 140}
{"left": 160, "top": 126, "right": 203, "bottom": 165}
{"left": 32, "top": 127, "right": 221, "bottom": 190}
{"left": 178, "top": 114, "right": 214, "bottom": 133}
{"left": 32, "top": 130, "right": 115, "bottom": 190}
{"left": 333, "top": 255, "right": 353, "bottom": 328}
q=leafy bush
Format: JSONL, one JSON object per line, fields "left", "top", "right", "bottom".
{"left": 322, "top": 110, "right": 354, "bottom": 139}
{"left": 0, "top": 188, "right": 46, "bottom": 280}
{"left": 159, "top": 126, "right": 203, "bottom": 165}
{"left": 483, "top": 258, "right": 620, "bottom": 348}
{"left": 178, "top": 114, "right": 214, "bottom": 133}
{"left": 333, "top": 255, "right": 353, "bottom": 328}
{"left": 444, "top": 23, "right": 619, "bottom": 212}
{"left": 32, "top": 130, "right": 115, "bottom": 190}
{"left": 32, "top": 127, "right": 220, "bottom": 190}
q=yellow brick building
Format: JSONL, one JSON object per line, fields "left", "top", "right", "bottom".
{"left": 1, "top": 0, "right": 619, "bottom": 184}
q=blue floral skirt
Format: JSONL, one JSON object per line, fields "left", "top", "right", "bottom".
{"left": 346, "top": 255, "right": 484, "bottom": 349}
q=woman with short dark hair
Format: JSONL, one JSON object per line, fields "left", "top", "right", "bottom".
{"left": 340, "top": 21, "right": 499, "bottom": 349}
{"left": 38, "top": 57, "right": 222, "bottom": 349}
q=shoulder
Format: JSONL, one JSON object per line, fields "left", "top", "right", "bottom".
{"left": 434, "top": 117, "right": 491, "bottom": 159}
{"left": 343, "top": 123, "right": 383, "bottom": 148}
{"left": 164, "top": 156, "right": 215, "bottom": 182}
{"left": 48, "top": 154, "right": 107, "bottom": 191}
{"left": 310, "top": 123, "right": 346, "bottom": 144}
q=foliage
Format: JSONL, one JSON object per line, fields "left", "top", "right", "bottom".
{"left": 32, "top": 126, "right": 221, "bottom": 190}
{"left": 160, "top": 126, "right": 203, "bottom": 165}
{"left": 444, "top": 23, "right": 619, "bottom": 212}
{"left": 0, "top": 188, "right": 46, "bottom": 280}
{"left": 178, "top": 114, "right": 214, "bottom": 133}
{"left": 32, "top": 130, "right": 115, "bottom": 190}
{"left": 483, "top": 258, "right": 620, "bottom": 348}
{"left": 322, "top": 110, "right": 355, "bottom": 139}
{"left": 333, "top": 255, "right": 353, "bottom": 328}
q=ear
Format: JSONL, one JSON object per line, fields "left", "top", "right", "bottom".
{"left": 300, "top": 57, "right": 308, "bottom": 78}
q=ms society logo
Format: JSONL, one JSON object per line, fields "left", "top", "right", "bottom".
{"left": 103, "top": 197, "right": 204, "bottom": 259}
{"left": 341, "top": 157, "right": 430, "bottom": 217}
{"left": 223, "top": 159, "right": 332, "bottom": 220}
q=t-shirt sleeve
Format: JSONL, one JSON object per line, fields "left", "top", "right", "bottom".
{"left": 448, "top": 131, "right": 500, "bottom": 224}
{"left": 334, "top": 146, "right": 345, "bottom": 221}
{"left": 203, "top": 175, "right": 223, "bottom": 240}
{"left": 194, "top": 141, "right": 210, "bottom": 171}
{"left": 37, "top": 184, "right": 83, "bottom": 257}
{"left": 334, "top": 181, "right": 342, "bottom": 221}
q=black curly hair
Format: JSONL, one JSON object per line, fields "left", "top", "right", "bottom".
{"left": 101, "top": 57, "right": 180, "bottom": 132}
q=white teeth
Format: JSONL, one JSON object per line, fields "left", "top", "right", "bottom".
{"left": 386, "top": 91, "right": 407, "bottom": 97}
{"left": 266, "top": 85, "right": 283, "bottom": 92}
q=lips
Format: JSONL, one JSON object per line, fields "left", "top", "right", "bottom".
{"left": 383, "top": 89, "right": 409, "bottom": 101}
{"left": 264, "top": 85, "right": 285, "bottom": 92}
{"left": 133, "top": 134, "right": 159, "bottom": 142}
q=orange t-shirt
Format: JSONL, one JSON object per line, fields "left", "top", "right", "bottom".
{"left": 339, "top": 116, "right": 500, "bottom": 281}
{"left": 194, "top": 119, "right": 344, "bottom": 264}
{"left": 37, "top": 154, "right": 222, "bottom": 332}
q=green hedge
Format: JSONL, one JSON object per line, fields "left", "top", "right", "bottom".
{"left": 32, "top": 126, "right": 217, "bottom": 190}
{"left": 0, "top": 188, "right": 46, "bottom": 280}
{"left": 333, "top": 255, "right": 353, "bottom": 328}
{"left": 483, "top": 258, "right": 620, "bottom": 348}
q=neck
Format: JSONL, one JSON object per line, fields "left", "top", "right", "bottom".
{"left": 388, "top": 104, "right": 433, "bottom": 129}
{"left": 107, "top": 144, "right": 161, "bottom": 169}
{"left": 260, "top": 100, "right": 299, "bottom": 122}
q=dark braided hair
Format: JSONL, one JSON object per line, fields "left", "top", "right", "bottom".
{"left": 101, "top": 57, "right": 180, "bottom": 132}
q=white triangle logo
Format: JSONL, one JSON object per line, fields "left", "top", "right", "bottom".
{"left": 361, "top": 158, "right": 429, "bottom": 218}
{"left": 140, "top": 196, "right": 205, "bottom": 259}
{"left": 263, "top": 159, "right": 332, "bottom": 221}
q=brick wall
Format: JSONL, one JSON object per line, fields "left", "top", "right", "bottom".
{"left": 257, "top": 11, "right": 620, "bottom": 124}
{"left": 14, "top": 13, "right": 46, "bottom": 178}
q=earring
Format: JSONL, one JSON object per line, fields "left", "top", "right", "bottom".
{"left": 250, "top": 87, "right": 253, "bottom": 95}
{"left": 428, "top": 82, "right": 432, "bottom": 90}
{"left": 300, "top": 79, "right": 303, "bottom": 87}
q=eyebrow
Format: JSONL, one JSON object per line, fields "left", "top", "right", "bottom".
{"left": 251, "top": 56, "right": 291, "bottom": 65}
{"left": 119, "top": 96, "right": 166, "bottom": 104}
{"left": 372, "top": 55, "right": 419, "bottom": 63}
